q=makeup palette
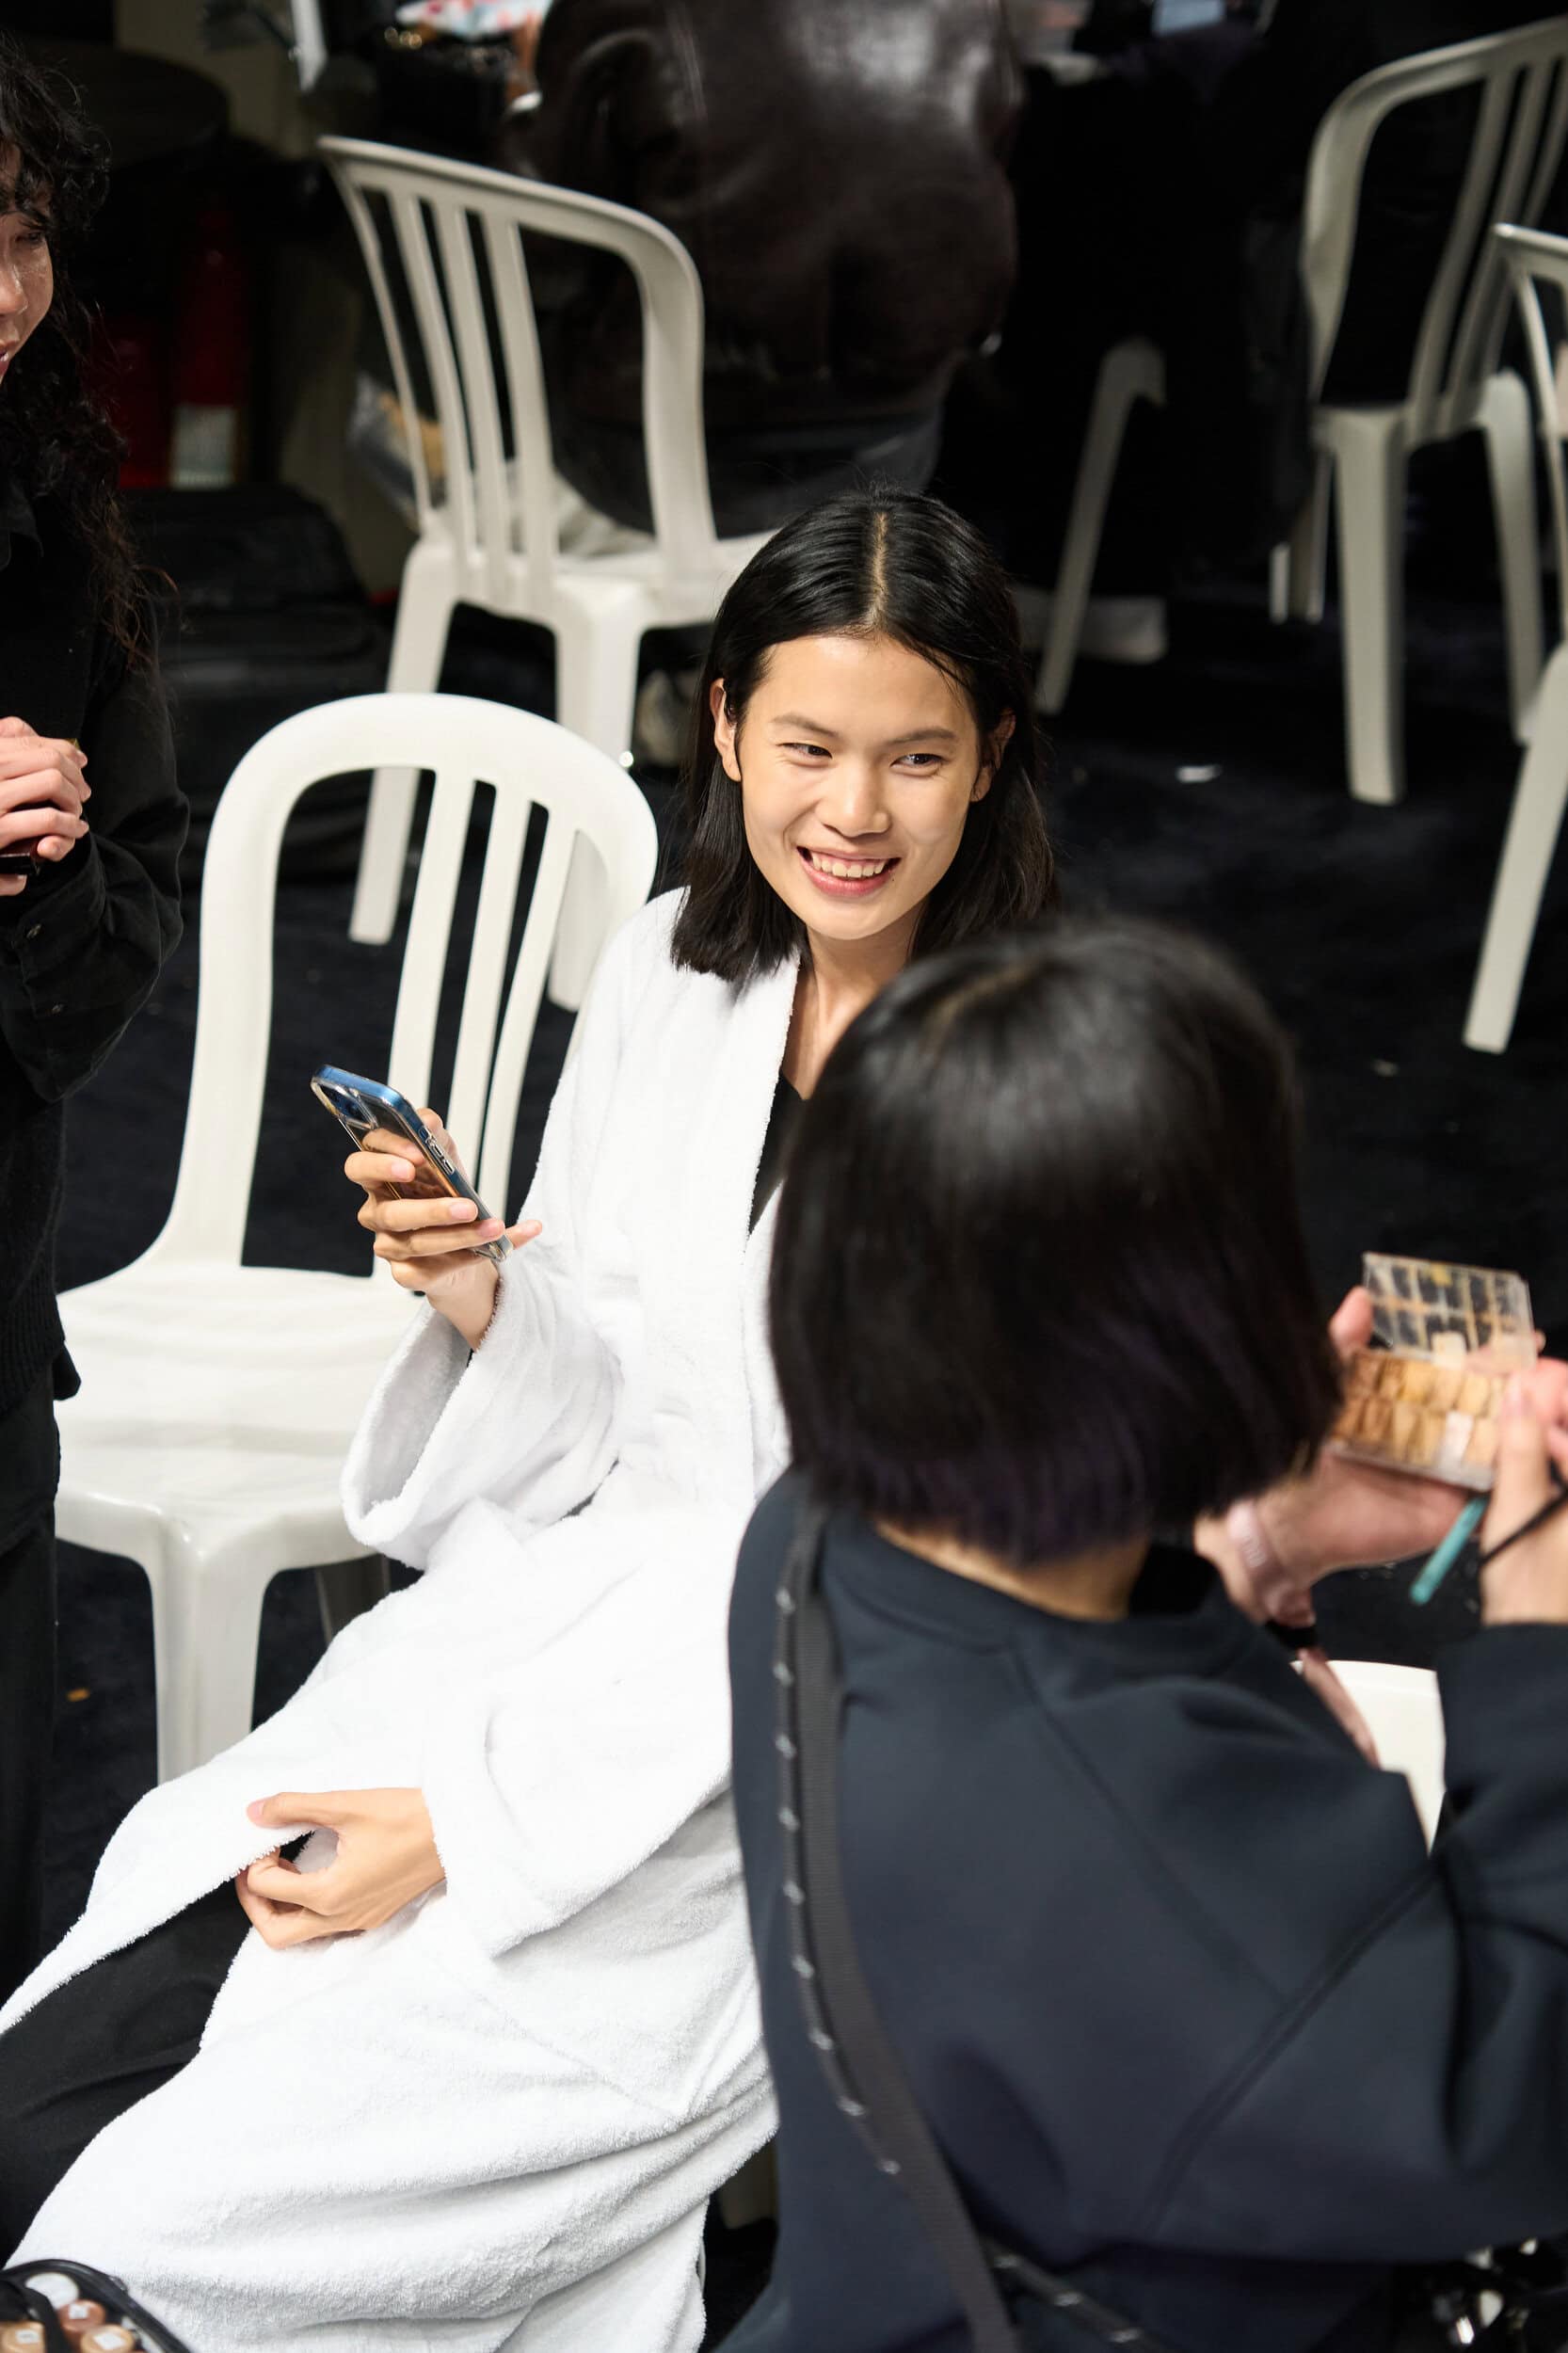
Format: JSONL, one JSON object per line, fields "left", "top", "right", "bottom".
{"left": 1329, "top": 1254, "right": 1535, "bottom": 1491}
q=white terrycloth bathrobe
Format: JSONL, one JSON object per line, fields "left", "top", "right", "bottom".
{"left": 3, "top": 891, "right": 797, "bottom": 2353}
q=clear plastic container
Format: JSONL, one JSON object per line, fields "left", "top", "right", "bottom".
{"left": 1329, "top": 1254, "right": 1536, "bottom": 1491}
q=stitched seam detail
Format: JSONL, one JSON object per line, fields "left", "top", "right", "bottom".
{"left": 1137, "top": 1861, "right": 1435, "bottom": 2235}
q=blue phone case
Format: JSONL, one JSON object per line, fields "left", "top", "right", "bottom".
{"left": 311, "top": 1066, "right": 510, "bottom": 1268}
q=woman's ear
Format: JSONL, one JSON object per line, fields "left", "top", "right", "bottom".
{"left": 971, "top": 710, "right": 1016, "bottom": 804}
{"left": 711, "top": 679, "right": 743, "bottom": 781}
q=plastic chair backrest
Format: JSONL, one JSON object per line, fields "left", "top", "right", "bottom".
{"left": 319, "top": 136, "right": 722, "bottom": 602}
{"left": 1299, "top": 17, "right": 1568, "bottom": 433}
{"left": 152, "top": 694, "right": 659, "bottom": 1270}
{"left": 1496, "top": 220, "right": 1568, "bottom": 651}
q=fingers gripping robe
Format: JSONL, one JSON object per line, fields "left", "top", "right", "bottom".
{"left": 235, "top": 1789, "right": 446, "bottom": 1949}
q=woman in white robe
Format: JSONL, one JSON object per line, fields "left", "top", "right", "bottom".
{"left": 0, "top": 490, "right": 1055, "bottom": 2351}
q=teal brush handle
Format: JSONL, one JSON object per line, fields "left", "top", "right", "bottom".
{"left": 1409, "top": 1494, "right": 1487, "bottom": 1606}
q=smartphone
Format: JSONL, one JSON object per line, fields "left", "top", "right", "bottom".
{"left": 0, "top": 844, "right": 40, "bottom": 875}
{"left": 311, "top": 1066, "right": 512, "bottom": 1268}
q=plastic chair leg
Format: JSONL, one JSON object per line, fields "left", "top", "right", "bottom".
{"left": 1330, "top": 412, "right": 1408, "bottom": 806}
{"left": 1478, "top": 368, "right": 1546, "bottom": 746}
{"left": 1270, "top": 453, "right": 1332, "bottom": 625}
{"left": 350, "top": 547, "right": 456, "bottom": 946}
{"left": 548, "top": 602, "right": 646, "bottom": 1010}
{"left": 1464, "top": 641, "right": 1568, "bottom": 1052}
{"left": 149, "top": 1543, "right": 276, "bottom": 1783}
{"left": 1035, "top": 339, "right": 1164, "bottom": 716}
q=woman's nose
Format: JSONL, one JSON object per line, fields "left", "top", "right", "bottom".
{"left": 0, "top": 264, "right": 25, "bottom": 315}
{"left": 818, "top": 763, "right": 888, "bottom": 840}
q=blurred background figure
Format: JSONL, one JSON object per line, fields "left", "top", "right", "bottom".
{"left": 0, "top": 34, "right": 184, "bottom": 2007}
{"left": 491, "top": 0, "right": 1023, "bottom": 539}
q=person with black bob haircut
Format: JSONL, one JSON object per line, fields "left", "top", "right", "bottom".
{"left": 726, "top": 917, "right": 1568, "bottom": 2353}
{"left": 1, "top": 490, "right": 1051, "bottom": 2353}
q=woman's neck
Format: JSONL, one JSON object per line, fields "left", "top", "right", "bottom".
{"left": 876, "top": 1520, "right": 1151, "bottom": 1621}
{"left": 785, "top": 913, "right": 919, "bottom": 1096}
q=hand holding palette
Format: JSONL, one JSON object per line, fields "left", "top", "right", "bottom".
{"left": 1330, "top": 1253, "right": 1536, "bottom": 1492}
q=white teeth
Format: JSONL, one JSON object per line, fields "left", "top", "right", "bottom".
{"left": 805, "top": 851, "right": 892, "bottom": 880}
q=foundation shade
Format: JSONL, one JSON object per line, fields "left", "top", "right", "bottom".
{"left": 1457, "top": 1371, "right": 1498, "bottom": 1419}
{"left": 1377, "top": 1355, "right": 1408, "bottom": 1399}
{"left": 1426, "top": 1366, "right": 1464, "bottom": 1414}
{"left": 1399, "top": 1359, "right": 1437, "bottom": 1406}
{"left": 60, "top": 2307, "right": 108, "bottom": 2342}
{"left": 1347, "top": 1352, "right": 1380, "bottom": 1397}
{"left": 77, "top": 2331, "right": 138, "bottom": 2353}
{"left": 1465, "top": 1416, "right": 1501, "bottom": 1471}
{"left": 1, "top": 2328, "right": 47, "bottom": 2352}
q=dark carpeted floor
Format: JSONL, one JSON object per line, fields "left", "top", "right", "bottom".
{"left": 41, "top": 468, "right": 1567, "bottom": 2338}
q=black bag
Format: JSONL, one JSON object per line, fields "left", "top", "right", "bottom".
{"left": 774, "top": 1501, "right": 1568, "bottom": 2353}
{"left": 1, "top": 2260, "right": 195, "bottom": 2352}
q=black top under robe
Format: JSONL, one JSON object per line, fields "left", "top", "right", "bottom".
{"left": 725, "top": 1474, "right": 1568, "bottom": 2353}
{"left": 749, "top": 1074, "right": 803, "bottom": 1232}
{"left": 0, "top": 475, "right": 185, "bottom": 1415}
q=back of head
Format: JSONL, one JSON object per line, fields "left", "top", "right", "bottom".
{"left": 770, "top": 918, "right": 1340, "bottom": 1561}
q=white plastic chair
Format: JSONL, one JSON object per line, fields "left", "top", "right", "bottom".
{"left": 1034, "top": 338, "right": 1165, "bottom": 714}
{"left": 1328, "top": 1659, "right": 1448, "bottom": 1844}
{"left": 318, "top": 136, "right": 767, "bottom": 1002}
{"left": 1465, "top": 222, "right": 1568, "bottom": 1051}
{"left": 56, "top": 694, "right": 658, "bottom": 1783}
{"left": 1271, "top": 17, "right": 1568, "bottom": 807}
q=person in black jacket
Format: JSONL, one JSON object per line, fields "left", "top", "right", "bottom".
{"left": 726, "top": 917, "right": 1568, "bottom": 2353}
{"left": 0, "top": 40, "right": 185, "bottom": 2005}
{"left": 493, "top": 0, "right": 1023, "bottom": 538}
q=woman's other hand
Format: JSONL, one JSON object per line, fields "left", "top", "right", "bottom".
{"left": 0, "top": 714, "right": 89, "bottom": 895}
{"left": 344, "top": 1107, "right": 541, "bottom": 1353}
{"left": 1479, "top": 1380, "right": 1568, "bottom": 1627}
{"left": 235, "top": 1788, "right": 445, "bottom": 1947}
{"left": 1205, "top": 1287, "right": 1567, "bottom": 1616}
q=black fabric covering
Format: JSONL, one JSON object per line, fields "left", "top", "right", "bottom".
{"left": 0, "top": 1881, "right": 248, "bottom": 2254}
{"left": 726, "top": 1481, "right": 1568, "bottom": 2353}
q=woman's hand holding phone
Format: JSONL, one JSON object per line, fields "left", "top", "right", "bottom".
{"left": 345, "top": 1108, "right": 541, "bottom": 1352}
{"left": 0, "top": 714, "right": 90, "bottom": 895}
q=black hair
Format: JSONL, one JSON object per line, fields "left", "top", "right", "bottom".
{"left": 670, "top": 489, "right": 1056, "bottom": 983}
{"left": 0, "top": 35, "right": 147, "bottom": 663}
{"left": 769, "top": 918, "right": 1341, "bottom": 1563}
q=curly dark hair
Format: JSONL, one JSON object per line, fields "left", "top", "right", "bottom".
{"left": 0, "top": 34, "right": 148, "bottom": 663}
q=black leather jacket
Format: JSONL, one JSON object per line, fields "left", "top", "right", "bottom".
{"left": 498, "top": 0, "right": 1022, "bottom": 440}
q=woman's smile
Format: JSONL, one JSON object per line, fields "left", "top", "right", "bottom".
{"left": 796, "top": 844, "right": 901, "bottom": 895}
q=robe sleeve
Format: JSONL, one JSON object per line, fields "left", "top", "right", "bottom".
{"left": 1146, "top": 1625, "right": 1568, "bottom": 2262}
{"left": 340, "top": 904, "right": 650, "bottom": 1566}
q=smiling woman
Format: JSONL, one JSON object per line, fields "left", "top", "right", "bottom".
{"left": 675, "top": 489, "right": 1056, "bottom": 1093}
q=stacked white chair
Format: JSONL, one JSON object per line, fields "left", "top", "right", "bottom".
{"left": 319, "top": 136, "right": 769, "bottom": 1003}
{"left": 55, "top": 693, "right": 658, "bottom": 1782}
{"left": 1272, "top": 16, "right": 1568, "bottom": 806}
{"left": 1034, "top": 337, "right": 1165, "bottom": 715}
{"left": 1329, "top": 1659, "right": 1448, "bottom": 1844}
{"left": 1464, "top": 221, "right": 1568, "bottom": 1052}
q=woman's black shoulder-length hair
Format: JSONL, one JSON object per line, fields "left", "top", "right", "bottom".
{"left": 671, "top": 489, "right": 1056, "bottom": 984}
{"left": 0, "top": 35, "right": 148, "bottom": 664}
{"left": 770, "top": 917, "right": 1343, "bottom": 1562}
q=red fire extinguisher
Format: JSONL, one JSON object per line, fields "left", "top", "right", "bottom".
{"left": 170, "top": 200, "right": 251, "bottom": 488}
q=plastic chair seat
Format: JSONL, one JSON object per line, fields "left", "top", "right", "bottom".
{"left": 57, "top": 1263, "right": 414, "bottom": 1560}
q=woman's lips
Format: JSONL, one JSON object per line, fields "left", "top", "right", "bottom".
{"left": 796, "top": 845, "right": 899, "bottom": 899}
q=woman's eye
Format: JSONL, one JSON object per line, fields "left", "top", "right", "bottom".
{"left": 783, "top": 742, "right": 830, "bottom": 760}
{"left": 897, "top": 753, "right": 944, "bottom": 771}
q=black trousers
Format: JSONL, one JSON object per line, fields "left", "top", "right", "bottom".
{"left": 0, "top": 1370, "right": 60, "bottom": 2010}
{"left": 0, "top": 1882, "right": 246, "bottom": 2253}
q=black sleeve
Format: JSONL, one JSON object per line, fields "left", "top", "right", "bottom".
{"left": 1150, "top": 1627, "right": 1568, "bottom": 2261}
{"left": 0, "top": 631, "right": 185, "bottom": 1106}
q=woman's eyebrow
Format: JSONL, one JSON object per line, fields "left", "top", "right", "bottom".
{"left": 768, "top": 713, "right": 841, "bottom": 735}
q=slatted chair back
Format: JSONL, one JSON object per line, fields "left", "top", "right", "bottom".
{"left": 153, "top": 693, "right": 658, "bottom": 1269}
{"left": 1299, "top": 17, "right": 1568, "bottom": 438}
{"left": 320, "top": 136, "right": 724, "bottom": 604}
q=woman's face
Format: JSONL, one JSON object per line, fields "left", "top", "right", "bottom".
{"left": 0, "top": 152, "right": 54, "bottom": 390}
{"left": 713, "top": 632, "right": 1008, "bottom": 953}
